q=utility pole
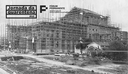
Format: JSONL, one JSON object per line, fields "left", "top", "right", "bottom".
{"left": 8, "top": 41, "right": 11, "bottom": 51}
{"left": 79, "top": 37, "right": 83, "bottom": 54}
{"left": 32, "top": 36, "right": 36, "bottom": 52}
{"left": 79, "top": 12, "right": 84, "bottom": 55}
{"left": 80, "top": 12, "right": 83, "bottom": 38}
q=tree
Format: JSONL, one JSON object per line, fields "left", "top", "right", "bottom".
{"left": 107, "top": 40, "right": 128, "bottom": 61}
{"left": 109, "top": 40, "right": 126, "bottom": 50}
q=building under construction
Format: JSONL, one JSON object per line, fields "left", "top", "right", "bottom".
{"left": 7, "top": 7, "right": 127, "bottom": 53}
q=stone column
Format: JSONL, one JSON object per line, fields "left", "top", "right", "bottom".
{"left": 26, "top": 38, "right": 29, "bottom": 52}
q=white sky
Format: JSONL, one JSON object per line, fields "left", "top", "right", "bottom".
{"left": 0, "top": 0, "right": 128, "bottom": 37}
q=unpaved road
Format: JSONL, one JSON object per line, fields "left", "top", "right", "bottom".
{"left": 20, "top": 54, "right": 115, "bottom": 74}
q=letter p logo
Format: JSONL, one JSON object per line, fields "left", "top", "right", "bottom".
{"left": 40, "top": 5, "right": 48, "bottom": 13}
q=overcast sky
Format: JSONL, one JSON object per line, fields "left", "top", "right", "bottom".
{"left": 0, "top": 0, "right": 128, "bottom": 37}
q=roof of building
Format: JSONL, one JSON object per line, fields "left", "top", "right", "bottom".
{"left": 55, "top": 7, "right": 118, "bottom": 29}
{"left": 71, "top": 7, "right": 106, "bottom": 18}
{"left": 7, "top": 7, "right": 119, "bottom": 30}
{"left": 58, "top": 7, "right": 108, "bottom": 21}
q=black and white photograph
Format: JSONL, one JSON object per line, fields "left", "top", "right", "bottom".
{"left": 0, "top": 0, "right": 128, "bottom": 74}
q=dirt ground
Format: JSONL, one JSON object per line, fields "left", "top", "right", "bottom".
{"left": 6, "top": 61, "right": 100, "bottom": 74}
{"left": 0, "top": 51, "right": 127, "bottom": 74}
{"left": 42, "top": 55, "right": 128, "bottom": 74}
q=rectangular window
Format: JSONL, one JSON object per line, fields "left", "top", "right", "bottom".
{"left": 41, "top": 38, "right": 46, "bottom": 49}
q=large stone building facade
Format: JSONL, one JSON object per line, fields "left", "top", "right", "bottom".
{"left": 58, "top": 7, "right": 120, "bottom": 47}
{"left": 7, "top": 7, "right": 127, "bottom": 52}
